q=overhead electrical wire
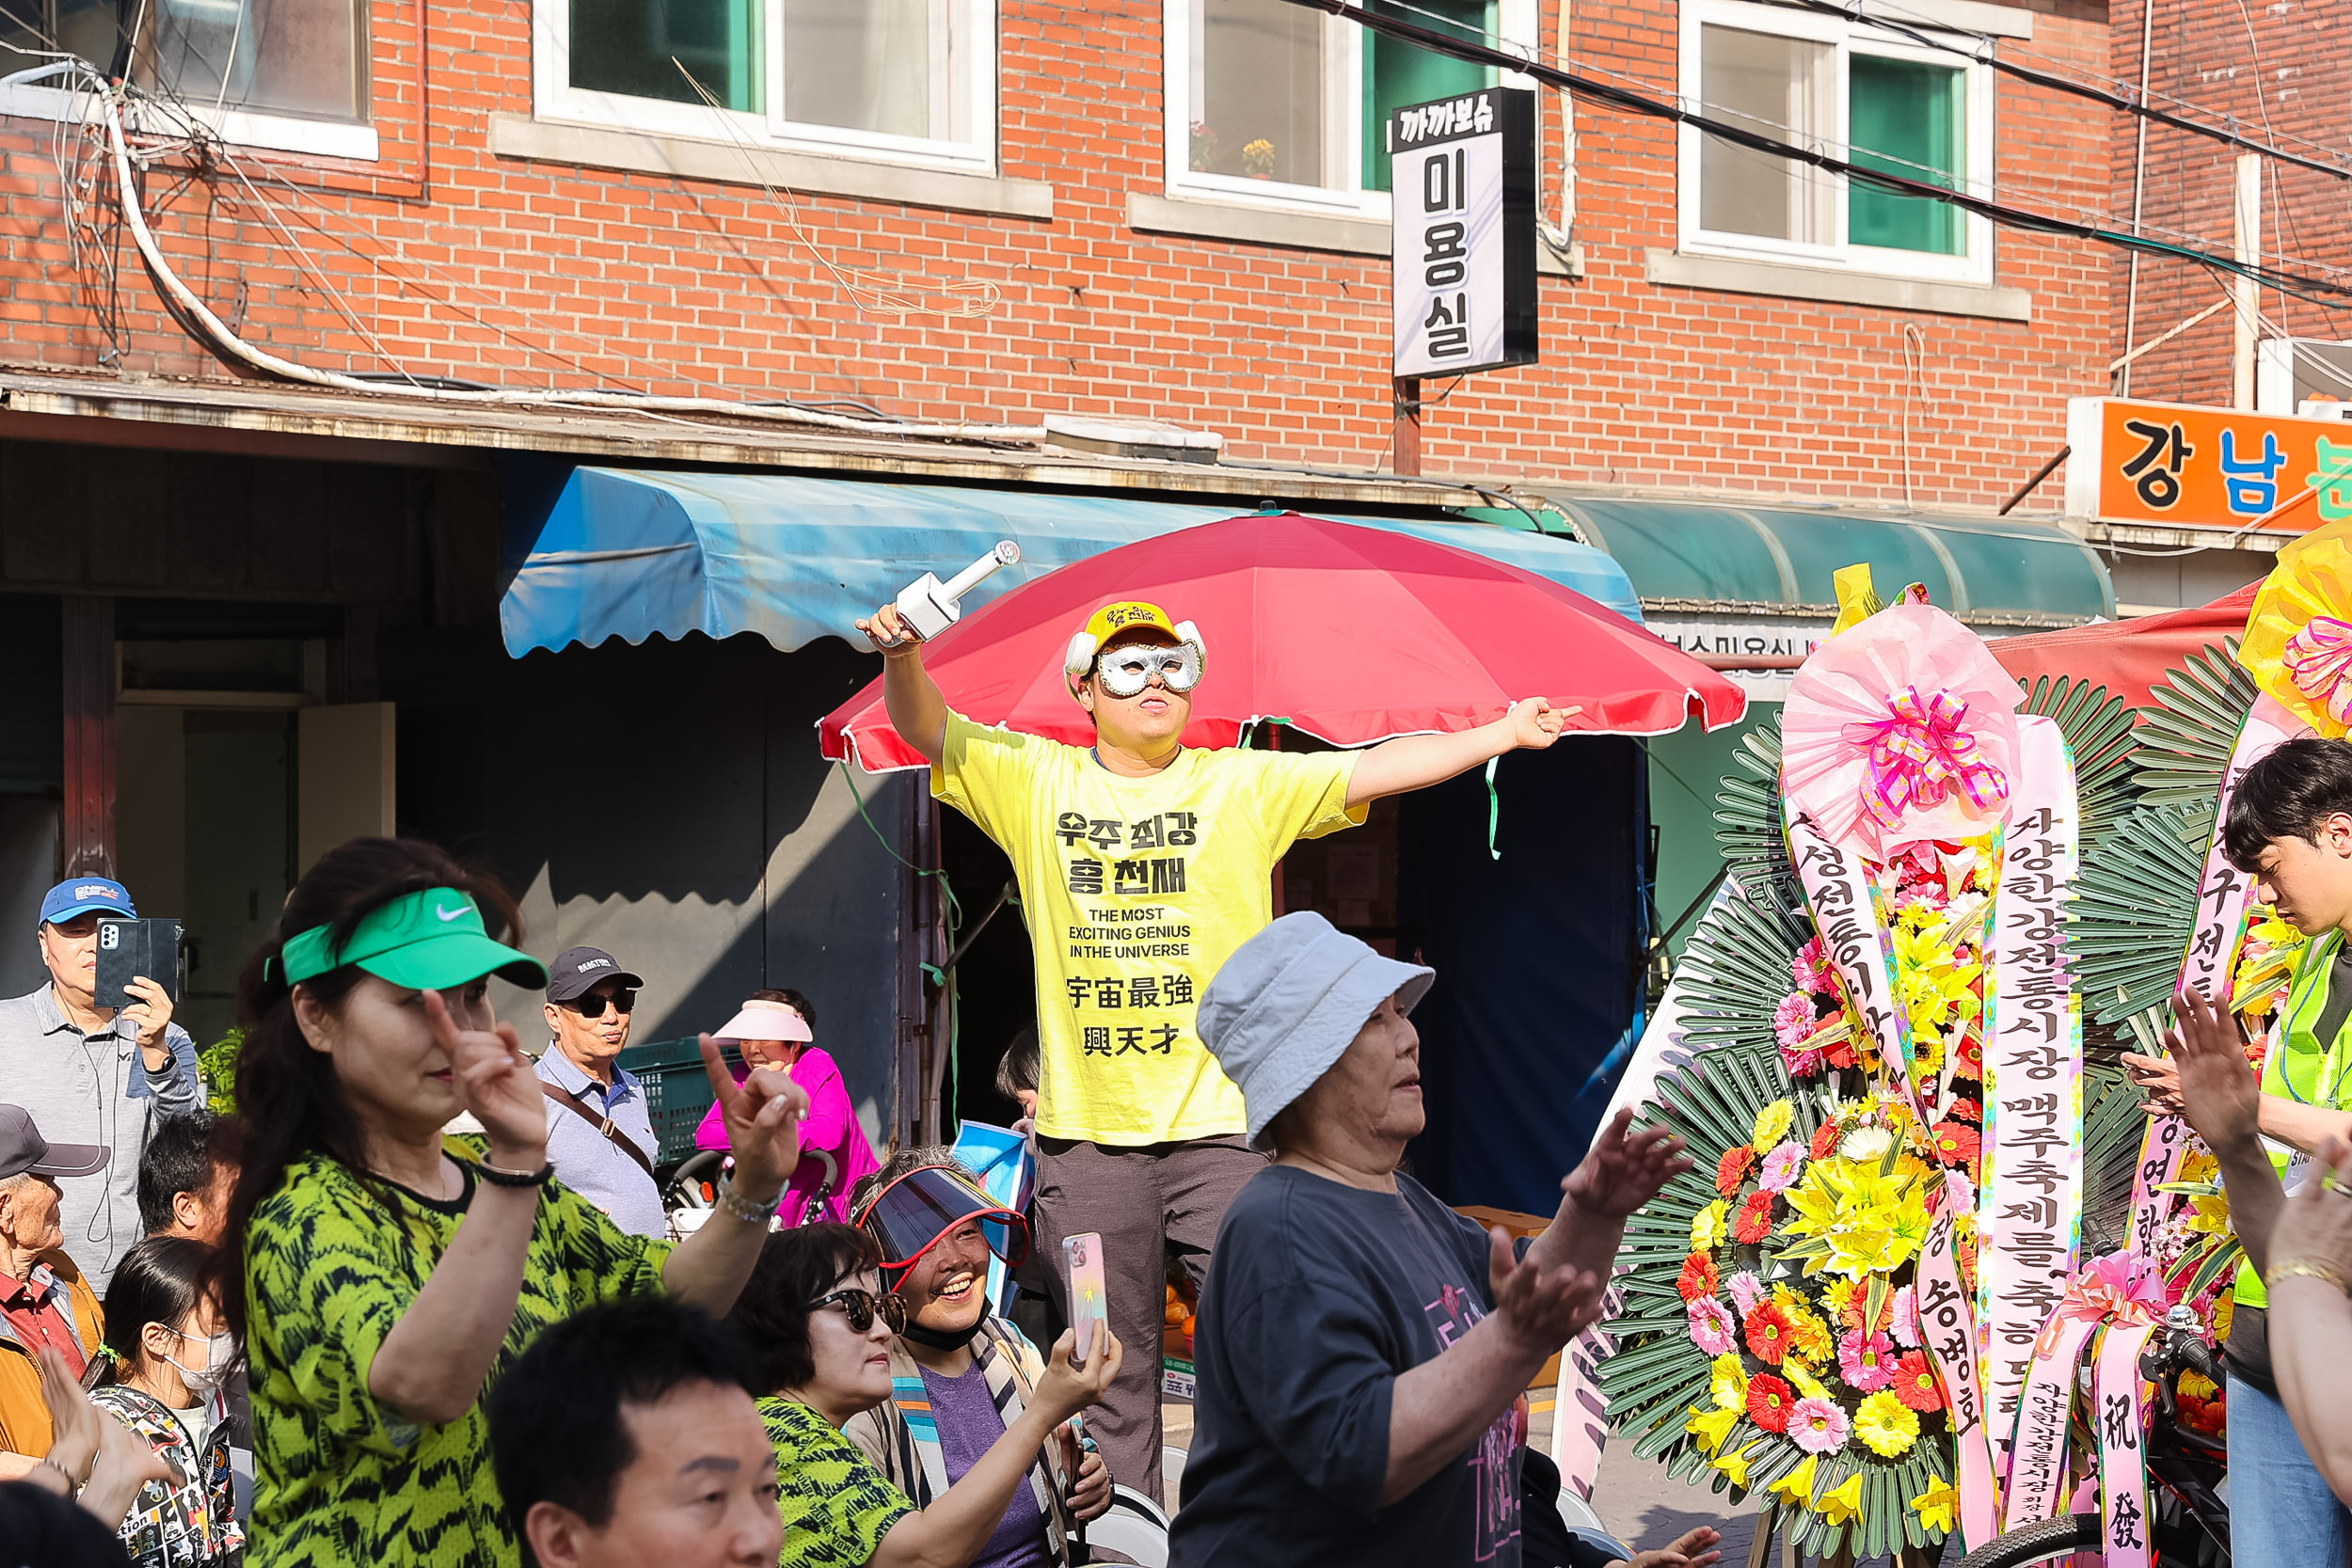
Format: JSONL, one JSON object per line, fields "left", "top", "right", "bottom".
{"left": 1278, "top": 0, "right": 2352, "bottom": 310}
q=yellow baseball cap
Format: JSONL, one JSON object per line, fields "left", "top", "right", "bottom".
{"left": 1063, "top": 601, "right": 1188, "bottom": 678}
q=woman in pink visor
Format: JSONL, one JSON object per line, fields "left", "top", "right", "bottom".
{"left": 695, "top": 989, "right": 880, "bottom": 1225}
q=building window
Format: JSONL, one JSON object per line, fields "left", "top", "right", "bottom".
{"left": 538, "top": 0, "right": 995, "bottom": 171}
{"left": 0, "top": 0, "right": 373, "bottom": 157}
{"left": 1680, "top": 0, "right": 1990, "bottom": 283}
{"left": 1167, "top": 0, "right": 1534, "bottom": 217}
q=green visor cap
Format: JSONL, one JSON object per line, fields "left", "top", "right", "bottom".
{"left": 278, "top": 887, "right": 548, "bottom": 991}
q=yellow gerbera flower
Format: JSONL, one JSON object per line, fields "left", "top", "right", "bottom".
{"left": 1752, "top": 1100, "right": 1796, "bottom": 1154}
{"left": 1686, "top": 1403, "right": 1739, "bottom": 1454}
{"left": 1692, "top": 1200, "right": 1729, "bottom": 1251}
{"left": 1710, "top": 1354, "right": 1750, "bottom": 1411}
{"left": 1822, "top": 1277, "right": 1861, "bottom": 1323}
{"left": 1912, "top": 1475, "right": 1959, "bottom": 1535}
{"left": 1854, "top": 1390, "right": 1920, "bottom": 1456}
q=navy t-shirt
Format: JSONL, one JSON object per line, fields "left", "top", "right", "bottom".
{"left": 1170, "top": 1165, "right": 1525, "bottom": 1568}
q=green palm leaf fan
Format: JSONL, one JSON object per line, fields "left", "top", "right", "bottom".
{"left": 2017, "top": 674, "right": 2140, "bottom": 843}
{"left": 1713, "top": 711, "right": 1789, "bottom": 888}
{"left": 2133, "top": 639, "right": 2257, "bottom": 811}
{"left": 2071, "top": 801, "right": 2213, "bottom": 1024}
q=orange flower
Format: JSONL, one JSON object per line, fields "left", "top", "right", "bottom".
{"left": 1733, "top": 1192, "right": 1776, "bottom": 1244}
{"left": 1677, "top": 1253, "right": 1721, "bottom": 1303}
{"left": 1717, "top": 1145, "right": 1756, "bottom": 1197}
{"left": 1744, "top": 1303, "right": 1791, "bottom": 1364}
{"left": 1893, "top": 1351, "right": 1945, "bottom": 1413}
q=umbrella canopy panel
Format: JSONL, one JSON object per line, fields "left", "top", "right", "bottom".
{"left": 1990, "top": 584, "right": 2258, "bottom": 711}
{"left": 499, "top": 467, "right": 1645, "bottom": 657}
{"left": 818, "top": 513, "right": 1748, "bottom": 770}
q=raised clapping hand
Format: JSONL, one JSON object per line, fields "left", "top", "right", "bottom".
{"left": 1487, "top": 1228, "right": 1607, "bottom": 1352}
{"left": 2121, "top": 987, "right": 2251, "bottom": 1134}
{"left": 2272, "top": 1132, "right": 2352, "bottom": 1282}
{"left": 422, "top": 990, "right": 548, "bottom": 1167}
{"left": 1504, "top": 697, "right": 1580, "bottom": 752}
{"left": 855, "top": 603, "right": 922, "bottom": 655}
{"left": 698, "top": 1034, "right": 810, "bottom": 1200}
{"left": 1561, "top": 1108, "right": 1692, "bottom": 1220}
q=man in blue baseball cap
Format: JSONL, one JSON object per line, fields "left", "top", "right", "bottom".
{"left": 0, "top": 877, "right": 199, "bottom": 1291}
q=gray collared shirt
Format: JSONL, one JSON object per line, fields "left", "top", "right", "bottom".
{"left": 0, "top": 984, "right": 200, "bottom": 1291}
{"left": 535, "top": 1045, "right": 666, "bottom": 1237}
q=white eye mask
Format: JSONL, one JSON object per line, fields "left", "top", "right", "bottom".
{"left": 1093, "top": 641, "right": 1204, "bottom": 697}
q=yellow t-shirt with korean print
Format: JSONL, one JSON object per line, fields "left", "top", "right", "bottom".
{"left": 933, "top": 710, "right": 1363, "bottom": 1145}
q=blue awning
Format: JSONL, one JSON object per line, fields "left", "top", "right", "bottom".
{"left": 500, "top": 467, "right": 1645, "bottom": 656}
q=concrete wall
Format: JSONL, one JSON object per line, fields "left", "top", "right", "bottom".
{"left": 379, "top": 626, "right": 911, "bottom": 1152}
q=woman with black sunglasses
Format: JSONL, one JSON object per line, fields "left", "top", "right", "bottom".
{"left": 726, "top": 1225, "right": 1120, "bottom": 1568}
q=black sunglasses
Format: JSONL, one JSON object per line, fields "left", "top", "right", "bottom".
{"left": 809, "top": 1288, "right": 907, "bottom": 1335}
{"left": 564, "top": 989, "right": 637, "bottom": 1019}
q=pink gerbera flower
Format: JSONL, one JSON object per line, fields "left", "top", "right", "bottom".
{"left": 1789, "top": 1396, "right": 1850, "bottom": 1455}
{"left": 1758, "top": 1143, "right": 1804, "bottom": 1193}
{"left": 1792, "top": 936, "right": 1833, "bottom": 993}
{"left": 1889, "top": 1285, "right": 1921, "bottom": 1349}
{"left": 1687, "top": 1296, "right": 1738, "bottom": 1357}
{"left": 1773, "top": 992, "right": 1817, "bottom": 1050}
{"left": 1838, "top": 1329, "right": 1897, "bottom": 1391}
{"left": 1726, "top": 1271, "right": 1767, "bottom": 1317}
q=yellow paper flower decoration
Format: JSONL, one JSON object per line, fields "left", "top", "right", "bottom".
{"left": 1784, "top": 1359, "right": 1832, "bottom": 1403}
{"left": 1710, "top": 1354, "right": 1750, "bottom": 1411}
{"left": 1752, "top": 1099, "right": 1796, "bottom": 1154}
{"left": 2240, "top": 518, "right": 2352, "bottom": 736}
{"left": 1767, "top": 1455, "right": 1819, "bottom": 1509}
{"left": 1815, "top": 1473, "right": 1866, "bottom": 1527}
{"left": 1686, "top": 1403, "right": 1739, "bottom": 1454}
{"left": 1692, "top": 1200, "right": 1729, "bottom": 1251}
{"left": 1779, "top": 1156, "right": 1931, "bottom": 1280}
{"left": 1714, "top": 1441, "right": 1759, "bottom": 1490}
{"left": 1822, "top": 1277, "right": 1861, "bottom": 1323}
{"left": 1854, "top": 1390, "right": 1921, "bottom": 1456}
{"left": 1911, "top": 1475, "right": 1959, "bottom": 1536}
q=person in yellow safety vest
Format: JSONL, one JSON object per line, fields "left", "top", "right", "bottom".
{"left": 2125, "top": 735, "right": 2352, "bottom": 1565}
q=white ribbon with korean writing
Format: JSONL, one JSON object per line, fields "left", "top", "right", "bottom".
{"left": 2001, "top": 1310, "right": 2099, "bottom": 1530}
{"left": 1979, "top": 715, "right": 2084, "bottom": 1456}
{"left": 2128, "top": 694, "right": 2296, "bottom": 1257}
{"left": 2094, "top": 1323, "right": 2159, "bottom": 1568}
{"left": 1786, "top": 809, "right": 1934, "bottom": 1131}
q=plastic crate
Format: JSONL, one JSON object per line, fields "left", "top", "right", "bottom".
{"left": 617, "top": 1037, "right": 741, "bottom": 1167}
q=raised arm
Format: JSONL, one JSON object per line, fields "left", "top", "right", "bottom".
{"left": 2265, "top": 1132, "right": 2352, "bottom": 1503}
{"left": 854, "top": 603, "right": 949, "bottom": 766}
{"left": 1345, "top": 699, "right": 1573, "bottom": 808}
{"left": 2160, "top": 988, "right": 2289, "bottom": 1277}
{"left": 1525, "top": 1109, "right": 1692, "bottom": 1280}
{"left": 872, "top": 1328, "right": 1121, "bottom": 1568}
{"left": 664, "top": 1037, "right": 809, "bottom": 1312}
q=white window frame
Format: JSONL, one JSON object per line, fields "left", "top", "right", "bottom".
{"left": 1162, "top": 0, "right": 1536, "bottom": 221}
{"left": 532, "top": 0, "right": 998, "bottom": 176}
{"left": 1677, "top": 0, "right": 1994, "bottom": 286}
{"left": 0, "top": 60, "right": 378, "bottom": 162}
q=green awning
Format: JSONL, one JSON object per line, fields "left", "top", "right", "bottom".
{"left": 1544, "top": 499, "right": 2113, "bottom": 626}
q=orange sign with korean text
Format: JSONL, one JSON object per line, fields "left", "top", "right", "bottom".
{"left": 2064, "top": 396, "right": 2352, "bottom": 534}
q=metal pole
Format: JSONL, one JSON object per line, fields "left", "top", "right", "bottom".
{"left": 1392, "top": 376, "right": 1422, "bottom": 477}
{"left": 2234, "top": 151, "right": 2262, "bottom": 410}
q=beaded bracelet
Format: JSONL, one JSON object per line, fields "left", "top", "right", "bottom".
{"left": 476, "top": 1159, "right": 555, "bottom": 1190}
{"left": 2264, "top": 1258, "right": 2349, "bottom": 1292}
{"left": 715, "top": 1177, "right": 781, "bottom": 1225}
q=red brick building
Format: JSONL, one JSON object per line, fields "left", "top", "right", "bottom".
{"left": 0, "top": 0, "right": 2136, "bottom": 1178}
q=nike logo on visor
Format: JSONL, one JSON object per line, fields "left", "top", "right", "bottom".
{"left": 436, "top": 905, "right": 468, "bottom": 922}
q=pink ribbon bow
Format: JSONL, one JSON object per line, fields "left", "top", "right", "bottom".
{"left": 1839, "top": 686, "right": 2010, "bottom": 831}
{"left": 2285, "top": 615, "right": 2352, "bottom": 725}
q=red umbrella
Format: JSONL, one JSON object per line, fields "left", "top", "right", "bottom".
{"left": 1989, "top": 584, "right": 2257, "bottom": 712}
{"left": 818, "top": 513, "right": 1748, "bottom": 769}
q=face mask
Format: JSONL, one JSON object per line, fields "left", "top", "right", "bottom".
{"left": 1094, "top": 641, "right": 1204, "bottom": 698}
{"left": 166, "top": 1331, "right": 234, "bottom": 1394}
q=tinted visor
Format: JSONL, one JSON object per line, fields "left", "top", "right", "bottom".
{"left": 852, "top": 1164, "right": 1030, "bottom": 1280}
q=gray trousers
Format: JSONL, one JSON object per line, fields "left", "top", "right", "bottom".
{"left": 1031, "top": 1133, "right": 1265, "bottom": 1505}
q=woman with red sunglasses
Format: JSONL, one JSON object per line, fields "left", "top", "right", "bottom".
{"left": 726, "top": 1225, "right": 1120, "bottom": 1568}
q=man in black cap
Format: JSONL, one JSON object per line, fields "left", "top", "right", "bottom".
{"left": 536, "top": 946, "right": 664, "bottom": 1236}
{"left": 0, "top": 1102, "right": 108, "bottom": 1477}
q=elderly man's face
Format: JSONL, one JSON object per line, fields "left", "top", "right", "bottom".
{"left": 0, "top": 1173, "right": 66, "bottom": 1265}
{"left": 38, "top": 915, "right": 103, "bottom": 1006}
{"left": 1304, "top": 994, "right": 1424, "bottom": 1147}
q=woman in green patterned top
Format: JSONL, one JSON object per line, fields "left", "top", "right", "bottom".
{"left": 217, "top": 838, "right": 813, "bottom": 1568}
{"left": 727, "top": 1225, "right": 1120, "bottom": 1568}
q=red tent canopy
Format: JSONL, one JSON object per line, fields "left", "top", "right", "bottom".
{"left": 1990, "top": 584, "right": 2258, "bottom": 712}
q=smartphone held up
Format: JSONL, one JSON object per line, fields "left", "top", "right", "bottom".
{"left": 1063, "top": 1231, "right": 1107, "bottom": 1368}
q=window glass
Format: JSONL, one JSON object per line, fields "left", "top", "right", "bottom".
{"left": 140, "top": 0, "right": 369, "bottom": 120}
{"left": 1849, "top": 55, "right": 1963, "bottom": 255}
{"left": 1698, "top": 24, "right": 1834, "bottom": 244}
{"left": 568, "top": 0, "right": 763, "bottom": 115}
{"left": 781, "top": 0, "right": 939, "bottom": 139}
{"left": 1359, "top": 0, "right": 1492, "bottom": 194}
{"left": 1189, "top": 0, "right": 1327, "bottom": 186}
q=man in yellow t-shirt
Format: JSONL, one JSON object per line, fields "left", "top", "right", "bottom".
{"left": 857, "top": 594, "right": 1568, "bottom": 1498}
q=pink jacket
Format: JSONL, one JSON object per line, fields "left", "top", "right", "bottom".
{"left": 693, "top": 1046, "right": 881, "bottom": 1225}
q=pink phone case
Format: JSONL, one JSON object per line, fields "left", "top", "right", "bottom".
{"left": 1063, "top": 1232, "right": 1107, "bottom": 1365}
